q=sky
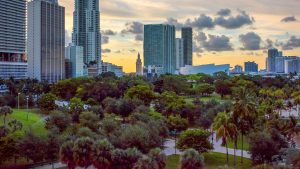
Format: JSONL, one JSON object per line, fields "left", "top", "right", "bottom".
{"left": 60, "top": 0, "right": 300, "bottom": 73}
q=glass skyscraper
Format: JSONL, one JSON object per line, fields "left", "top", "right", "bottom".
{"left": 0, "top": 0, "right": 27, "bottom": 79}
{"left": 72, "top": 0, "right": 101, "bottom": 71}
{"left": 27, "top": 0, "right": 65, "bottom": 83}
{"left": 144, "top": 24, "right": 176, "bottom": 74}
{"left": 182, "top": 27, "right": 193, "bottom": 66}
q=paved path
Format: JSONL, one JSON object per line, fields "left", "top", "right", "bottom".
{"left": 163, "top": 133, "right": 251, "bottom": 158}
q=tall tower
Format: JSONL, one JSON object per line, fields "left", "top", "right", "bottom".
{"left": 136, "top": 53, "right": 143, "bottom": 76}
{"left": 72, "top": 0, "right": 101, "bottom": 72}
{"left": 176, "top": 38, "right": 184, "bottom": 70}
{"left": 182, "top": 27, "right": 193, "bottom": 66}
{"left": 266, "top": 48, "right": 279, "bottom": 72}
{"left": 144, "top": 24, "right": 176, "bottom": 74}
{"left": 27, "top": 0, "right": 65, "bottom": 83}
{"left": 0, "top": 0, "right": 27, "bottom": 79}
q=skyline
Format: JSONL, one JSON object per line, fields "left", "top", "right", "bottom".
{"left": 60, "top": 0, "right": 300, "bottom": 73}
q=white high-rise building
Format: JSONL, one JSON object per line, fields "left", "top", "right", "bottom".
{"left": 0, "top": 0, "right": 27, "bottom": 79}
{"left": 27, "top": 0, "right": 65, "bottom": 83}
{"left": 66, "top": 44, "right": 85, "bottom": 78}
{"left": 72, "top": 0, "right": 101, "bottom": 74}
{"left": 176, "top": 38, "right": 184, "bottom": 70}
{"left": 275, "top": 56, "right": 285, "bottom": 73}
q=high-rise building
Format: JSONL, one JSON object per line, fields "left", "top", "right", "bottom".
{"left": 182, "top": 27, "right": 193, "bottom": 66}
{"left": 65, "top": 44, "right": 85, "bottom": 78}
{"left": 266, "top": 48, "right": 279, "bottom": 72}
{"left": 144, "top": 24, "right": 176, "bottom": 74}
{"left": 72, "top": 0, "right": 101, "bottom": 73}
{"left": 284, "top": 57, "right": 299, "bottom": 74}
{"left": 136, "top": 53, "right": 143, "bottom": 76}
{"left": 245, "top": 61, "right": 258, "bottom": 73}
{"left": 0, "top": 0, "right": 27, "bottom": 79}
{"left": 175, "top": 38, "right": 184, "bottom": 70}
{"left": 232, "top": 65, "right": 243, "bottom": 73}
{"left": 27, "top": 0, "right": 65, "bottom": 83}
{"left": 275, "top": 56, "right": 285, "bottom": 73}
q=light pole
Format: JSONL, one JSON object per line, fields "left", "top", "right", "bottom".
{"left": 26, "top": 96, "right": 29, "bottom": 121}
{"left": 17, "top": 93, "right": 20, "bottom": 110}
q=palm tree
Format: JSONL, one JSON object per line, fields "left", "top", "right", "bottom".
{"left": 0, "top": 106, "right": 13, "bottom": 125}
{"left": 73, "top": 137, "right": 94, "bottom": 169}
{"left": 180, "top": 149, "right": 204, "bottom": 169}
{"left": 213, "top": 112, "right": 238, "bottom": 164}
{"left": 148, "top": 148, "right": 166, "bottom": 169}
{"left": 60, "top": 141, "right": 76, "bottom": 169}
{"left": 92, "top": 139, "right": 114, "bottom": 169}
{"left": 232, "top": 87, "right": 257, "bottom": 163}
{"left": 293, "top": 96, "right": 300, "bottom": 118}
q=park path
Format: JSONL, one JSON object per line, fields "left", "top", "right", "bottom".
{"left": 163, "top": 133, "right": 251, "bottom": 158}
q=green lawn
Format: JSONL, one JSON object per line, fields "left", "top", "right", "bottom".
{"left": 227, "top": 135, "right": 250, "bottom": 151}
{"left": 0, "top": 109, "right": 48, "bottom": 136}
{"left": 166, "top": 152, "right": 252, "bottom": 169}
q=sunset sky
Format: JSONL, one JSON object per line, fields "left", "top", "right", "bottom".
{"left": 60, "top": 0, "right": 300, "bottom": 73}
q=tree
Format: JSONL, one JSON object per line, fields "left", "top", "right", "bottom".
{"left": 125, "top": 85, "right": 156, "bottom": 106}
{"left": 60, "top": 140, "right": 76, "bottom": 169}
{"left": 177, "top": 129, "right": 212, "bottom": 153}
{"left": 215, "top": 80, "right": 232, "bottom": 99}
{"left": 180, "top": 149, "right": 204, "bottom": 169}
{"left": 213, "top": 112, "right": 238, "bottom": 164}
{"left": 248, "top": 131, "right": 279, "bottom": 165}
{"left": 147, "top": 148, "right": 166, "bottom": 169}
{"left": 0, "top": 106, "right": 13, "bottom": 125}
{"left": 46, "top": 111, "right": 71, "bottom": 132}
{"left": 111, "top": 148, "right": 142, "bottom": 169}
{"left": 8, "top": 119, "right": 22, "bottom": 133}
{"left": 0, "top": 133, "right": 20, "bottom": 165}
{"left": 194, "top": 83, "right": 214, "bottom": 96}
{"left": 166, "top": 115, "right": 189, "bottom": 132}
{"left": 92, "top": 139, "right": 114, "bottom": 169}
{"left": 69, "top": 97, "right": 84, "bottom": 123}
{"left": 79, "top": 112, "right": 100, "bottom": 132}
{"left": 37, "top": 93, "right": 57, "bottom": 111}
{"left": 73, "top": 137, "right": 94, "bottom": 169}
{"left": 45, "top": 133, "right": 60, "bottom": 169}
{"left": 89, "top": 105, "right": 104, "bottom": 120}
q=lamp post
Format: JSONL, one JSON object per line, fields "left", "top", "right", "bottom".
{"left": 17, "top": 93, "right": 20, "bottom": 110}
{"left": 26, "top": 96, "right": 29, "bottom": 121}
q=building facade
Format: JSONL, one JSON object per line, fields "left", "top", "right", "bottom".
{"left": 232, "top": 65, "right": 243, "bottom": 73}
{"left": 182, "top": 27, "right": 193, "bottom": 66}
{"left": 180, "top": 64, "right": 230, "bottom": 75}
{"left": 284, "top": 57, "right": 299, "bottom": 74}
{"left": 266, "top": 48, "right": 279, "bottom": 72}
{"left": 175, "top": 38, "right": 184, "bottom": 70}
{"left": 27, "top": 0, "right": 65, "bottom": 83}
{"left": 275, "top": 56, "right": 285, "bottom": 73}
{"left": 72, "top": 0, "right": 101, "bottom": 72}
{"left": 0, "top": 0, "right": 27, "bottom": 79}
{"left": 102, "top": 62, "right": 124, "bottom": 77}
{"left": 245, "top": 61, "right": 258, "bottom": 73}
{"left": 136, "top": 53, "right": 143, "bottom": 76}
{"left": 67, "top": 45, "right": 84, "bottom": 78}
{"left": 144, "top": 24, "right": 176, "bottom": 74}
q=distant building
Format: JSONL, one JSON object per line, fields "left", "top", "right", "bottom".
{"left": 182, "top": 27, "right": 193, "bottom": 65}
{"left": 0, "top": 0, "right": 27, "bottom": 79}
{"left": 136, "top": 53, "right": 143, "bottom": 76}
{"left": 144, "top": 24, "right": 176, "bottom": 74}
{"left": 175, "top": 38, "right": 184, "bottom": 70}
{"left": 27, "top": 0, "right": 65, "bottom": 83}
{"left": 72, "top": 0, "right": 101, "bottom": 73}
{"left": 179, "top": 64, "right": 230, "bottom": 75}
{"left": 266, "top": 48, "right": 279, "bottom": 72}
{"left": 284, "top": 57, "right": 299, "bottom": 74}
{"left": 275, "top": 56, "right": 285, "bottom": 73}
{"left": 232, "top": 65, "right": 243, "bottom": 73}
{"left": 102, "top": 62, "right": 124, "bottom": 77}
{"left": 145, "top": 65, "right": 164, "bottom": 78}
{"left": 245, "top": 61, "right": 258, "bottom": 73}
{"left": 65, "top": 44, "right": 85, "bottom": 78}
{"left": 65, "top": 59, "right": 72, "bottom": 79}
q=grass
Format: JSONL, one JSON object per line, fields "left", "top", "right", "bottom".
{"left": 0, "top": 109, "right": 48, "bottom": 136}
{"left": 227, "top": 135, "right": 250, "bottom": 151}
{"left": 166, "top": 152, "right": 252, "bottom": 169}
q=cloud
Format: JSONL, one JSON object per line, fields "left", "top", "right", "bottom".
{"left": 265, "top": 39, "right": 274, "bottom": 49}
{"left": 115, "top": 50, "right": 121, "bottom": 54}
{"left": 281, "top": 36, "right": 300, "bottom": 50}
{"left": 194, "top": 32, "right": 233, "bottom": 51}
{"left": 129, "top": 49, "right": 137, "bottom": 53}
{"left": 239, "top": 32, "right": 262, "bottom": 50}
{"left": 164, "top": 17, "right": 184, "bottom": 29}
{"left": 135, "top": 34, "right": 144, "bottom": 41}
{"left": 102, "top": 49, "right": 111, "bottom": 53}
{"left": 281, "top": 16, "right": 297, "bottom": 23}
{"left": 214, "top": 10, "right": 254, "bottom": 29}
{"left": 185, "top": 14, "right": 215, "bottom": 29}
{"left": 102, "top": 29, "right": 117, "bottom": 36}
{"left": 121, "top": 21, "right": 144, "bottom": 34}
{"left": 217, "top": 9, "right": 231, "bottom": 16}
{"left": 102, "top": 36, "right": 109, "bottom": 44}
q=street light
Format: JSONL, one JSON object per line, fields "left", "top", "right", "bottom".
{"left": 17, "top": 93, "right": 20, "bottom": 110}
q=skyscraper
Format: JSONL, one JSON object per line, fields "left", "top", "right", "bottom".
{"left": 27, "top": 0, "right": 65, "bottom": 83}
{"left": 136, "top": 53, "right": 143, "bottom": 76}
{"left": 182, "top": 27, "right": 193, "bottom": 66}
{"left": 72, "top": 0, "right": 101, "bottom": 73}
{"left": 144, "top": 24, "right": 176, "bottom": 74}
{"left": 66, "top": 44, "right": 85, "bottom": 78}
{"left": 0, "top": 0, "right": 27, "bottom": 79}
{"left": 266, "top": 48, "right": 279, "bottom": 72}
{"left": 175, "top": 38, "right": 184, "bottom": 70}
{"left": 245, "top": 61, "right": 258, "bottom": 73}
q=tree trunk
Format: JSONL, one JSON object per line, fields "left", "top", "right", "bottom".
{"left": 226, "top": 142, "right": 229, "bottom": 164}
{"left": 241, "top": 134, "right": 244, "bottom": 164}
{"left": 234, "top": 139, "right": 237, "bottom": 166}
